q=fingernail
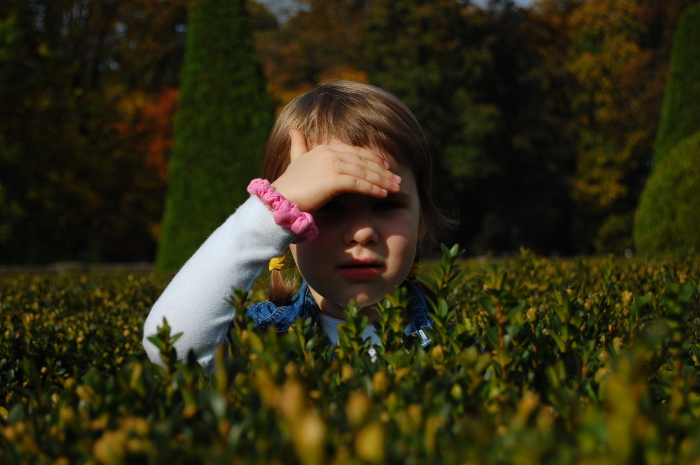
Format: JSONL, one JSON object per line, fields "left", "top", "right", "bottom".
{"left": 383, "top": 160, "right": 390, "bottom": 168}
{"left": 391, "top": 183, "right": 400, "bottom": 190}
{"left": 380, "top": 188, "right": 388, "bottom": 196}
{"left": 393, "top": 174, "right": 402, "bottom": 182}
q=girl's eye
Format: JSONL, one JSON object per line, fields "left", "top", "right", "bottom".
{"left": 374, "top": 200, "right": 402, "bottom": 211}
{"left": 318, "top": 201, "right": 343, "bottom": 212}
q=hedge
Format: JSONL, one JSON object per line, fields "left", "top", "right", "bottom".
{"left": 634, "top": 132, "right": 700, "bottom": 255}
{"left": 2, "top": 247, "right": 700, "bottom": 463}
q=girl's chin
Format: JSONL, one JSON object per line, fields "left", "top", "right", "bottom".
{"left": 314, "top": 283, "right": 401, "bottom": 312}
{"left": 343, "top": 291, "right": 385, "bottom": 308}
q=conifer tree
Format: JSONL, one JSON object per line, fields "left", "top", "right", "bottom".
{"left": 156, "top": 0, "right": 274, "bottom": 271}
{"left": 653, "top": 3, "right": 700, "bottom": 166}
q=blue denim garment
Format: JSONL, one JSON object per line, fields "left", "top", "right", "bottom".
{"left": 244, "top": 280, "right": 433, "bottom": 348}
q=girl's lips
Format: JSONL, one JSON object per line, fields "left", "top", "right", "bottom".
{"left": 337, "top": 266, "right": 382, "bottom": 280}
{"left": 337, "top": 260, "right": 384, "bottom": 280}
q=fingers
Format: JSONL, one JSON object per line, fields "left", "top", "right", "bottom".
{"left": 289, "top": 129, "right": 309, "bottom": 161}
{"left": 320, "top": 144, "right": 400, "bottom": 197}
{"left": 333, "top": 143, "right": 391, "bottom": 170}
{"left": 334, "top": 157, "right": 400, "bottom": 193}
{"left": 332, "top": 176, "right": 392, "bottom": 199}
{"left": 279, "top": 133, "right": 401, "bottom": 208}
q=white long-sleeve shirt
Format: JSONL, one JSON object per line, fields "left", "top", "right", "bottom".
{"left": 142, "top": 196, "right": 296, "bottom": 372}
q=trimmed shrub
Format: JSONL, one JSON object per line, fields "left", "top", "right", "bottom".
{"left": 156, "top": 0, "right": 274, "bottom": 271}
{"left": 2, "top": 249, "right": 700, "bottom": 463}
{"left": 654, "top": 3, "right": 700, "bottom": 166}
{"left": 635, "top": 132, "right": 700, "bottom": 255}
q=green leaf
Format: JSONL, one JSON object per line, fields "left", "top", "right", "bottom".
{"left": 549, "top": 331, "right": 567, "bottom": 353}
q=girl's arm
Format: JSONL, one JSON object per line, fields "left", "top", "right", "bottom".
{"left": 142, "top": 196, "right": 296, "bottom": 372}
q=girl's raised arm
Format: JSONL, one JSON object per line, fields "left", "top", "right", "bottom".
{"left": 142, "top": 196, "right": 296, "bottom": 372}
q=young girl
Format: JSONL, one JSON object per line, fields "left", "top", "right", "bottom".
{"left": 143, "top": 81, "right": 451, "bottom": 372}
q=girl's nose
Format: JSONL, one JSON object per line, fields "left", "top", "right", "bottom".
{"left": 343, "top": 218, "right": 379, "bottom": 246}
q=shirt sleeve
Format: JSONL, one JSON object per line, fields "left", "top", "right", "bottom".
{"left": 142, "top": 196, "right": 296, "bottom": 372}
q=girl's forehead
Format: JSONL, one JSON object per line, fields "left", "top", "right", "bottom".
{"left": 376, "top": 151, "right": 400, "bottom": 168}
{"left": 391, "top": 161, "right": 415, "bottom": 179}
{"left": 371, "top": 150, "right": 412, "bottom": 175}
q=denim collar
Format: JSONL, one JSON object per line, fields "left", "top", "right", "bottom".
{"left": 245, "top": 280, "right": 433, "bottom": 348}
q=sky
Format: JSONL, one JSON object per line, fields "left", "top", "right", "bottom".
{"left": 473, "top": 0, "right": 535, "bottom": 5}
{"left": 260, "top": 0, "right": 537, "bottom": 23}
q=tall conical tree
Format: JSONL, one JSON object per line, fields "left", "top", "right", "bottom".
{"left": 156, "top": 0, "right": 274, "bottom": 271}
{"left": 653, "top": 3, "right": 700, "bottom": 167}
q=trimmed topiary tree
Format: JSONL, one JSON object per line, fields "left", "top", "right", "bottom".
{"left": 156, "top": 0, "right": 274, "bottom": 271}
{"left": 653, "top": 3, "right": 700, "bottom": 166}
{"left": 634, "top": 132, "right": 700, "bottom": 255}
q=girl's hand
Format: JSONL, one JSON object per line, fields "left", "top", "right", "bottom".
{"left": 271, "top": 129, "right": 402, "bottom": 213}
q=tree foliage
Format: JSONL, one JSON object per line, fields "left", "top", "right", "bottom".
{"left": 0, "top": 0, "right": 187, "bottom": 263}
{"left": 553, "top": 0, "right": 700, "bottom": 253}
{"left": 365, "top": 0, "right": 577, "bottom": 255}
{"left": 252, "top": 0, "right": 699, "bottom": 256}
{"left": 155, "top": 0, "right": 275, "bottom": 271}
{"left": 3, "top": 0, "right": 700, "bottom": 263}
{"left": 252, "top": 0, "right": 369, "bottom": 109}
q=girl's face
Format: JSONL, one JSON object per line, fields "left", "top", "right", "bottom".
{"left": 290, "top": 161, "right": 424, "bottom": 319}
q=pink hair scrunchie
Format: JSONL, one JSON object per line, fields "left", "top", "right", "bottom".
{"left": 247, "top": 179, "right": 318, "bottom": 243}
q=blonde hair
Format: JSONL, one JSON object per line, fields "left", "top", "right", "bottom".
{"left": 261, "top": 81, "right": 452, "bottom": 305}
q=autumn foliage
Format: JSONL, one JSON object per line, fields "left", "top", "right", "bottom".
{"left": 1, "top": 0, "right": 699, "bottom": 263}
{"left": 141, "top": 88, "right": 180, "bottom": 181}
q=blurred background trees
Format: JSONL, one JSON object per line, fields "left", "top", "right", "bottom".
{"left": 0, "top": 0, "right": 187, "bottom": 263}
{"left": 564, "top": 0, "right": 699, "bottom": 254}
{"left": 365, "top": 0, "right": 577, "bottom": 255}
{"left": 0, "top": 0, "right": 698, "bottom": 263}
